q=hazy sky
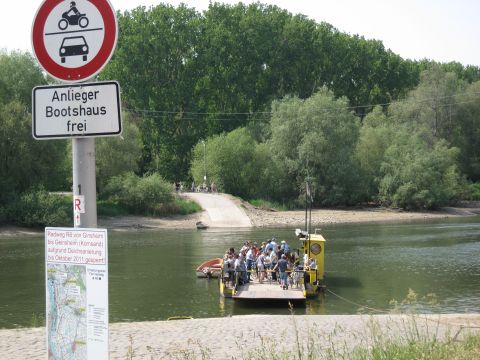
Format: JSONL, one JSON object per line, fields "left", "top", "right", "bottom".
{"left": 3, "top": 0, "right": 479, "bottom": 66}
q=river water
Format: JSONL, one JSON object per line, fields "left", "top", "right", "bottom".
{"left": 1, "top": 217, "right": 479, "bottom": 328}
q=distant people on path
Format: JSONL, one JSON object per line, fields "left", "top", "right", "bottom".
{"left": 211, "top": 182, "right": 217, "bottom": 193}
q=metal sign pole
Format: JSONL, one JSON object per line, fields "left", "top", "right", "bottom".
{"left": 72, "top": 137, "right": 97, "bottom": 228}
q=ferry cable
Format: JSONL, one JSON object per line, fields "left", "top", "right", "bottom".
{"left": 326, "top": 288, "right": 480, "bottom": 335}
{"left": 325, "top": 288, "right": 388, "bottom": 314}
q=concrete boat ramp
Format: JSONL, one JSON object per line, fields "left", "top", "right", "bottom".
{"left": 183, "top": 192, "right": 252, "bottom": 228}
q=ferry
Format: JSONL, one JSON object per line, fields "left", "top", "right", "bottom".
{"left": 219, "top": 228, "right": 326, "bottom": 301}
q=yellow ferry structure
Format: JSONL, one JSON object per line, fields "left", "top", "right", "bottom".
{"left": 219, "top": 229, "right": 326, "bottom": 301}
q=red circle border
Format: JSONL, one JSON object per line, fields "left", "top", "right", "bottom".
{"left": 32, "top": 0, "right": 117, "bottom": 82}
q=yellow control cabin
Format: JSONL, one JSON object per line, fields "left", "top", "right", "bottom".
{"left": 297, "top": 229, "right": 326, "bottom": 297}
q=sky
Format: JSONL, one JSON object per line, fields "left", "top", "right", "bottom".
{"left": 2, "top": 0, "right": 479, "bottom": 66}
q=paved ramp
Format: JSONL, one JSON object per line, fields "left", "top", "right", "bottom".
{"left": 183, "top": 193, "right": 252, "bottom": 228}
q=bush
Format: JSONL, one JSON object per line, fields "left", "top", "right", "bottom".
{"left": 379, "top": 134, "right": 465, "bottom": 210}
{"left": 8, "top": 189, "right": 71, "bottom": 227}
{"left": 467, "top": 183, "right": 480, "bottom": 200}
{"left": 174, "top": 197, "right": 202, "bottom": 215}
{"left": 103, "top": 172, "right": 174, "bottom": 215}
{"left": 97, "top": 200, "right": 129, "bottom": 217}
{"left": 249, "top": 199, "right": 289, "bottom": 211}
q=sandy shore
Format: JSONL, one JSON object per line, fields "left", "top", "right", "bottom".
{"left": 1, "top": 314, "right": 479, "bottom": 359}
{"left": 1, "top": 198, "right": 479, "bottom": 236}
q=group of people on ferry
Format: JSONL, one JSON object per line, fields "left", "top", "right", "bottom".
{"left": 223, "top": 238, "right": 316, "bottom": 290}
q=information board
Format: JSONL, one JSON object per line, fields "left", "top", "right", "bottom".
{"left": 45, "top": 227, "right": 108, "bottom": 359}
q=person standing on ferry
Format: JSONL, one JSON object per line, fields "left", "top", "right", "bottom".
{"left": 269, "top": 248, "right": 278, "bottom": 281}
{"left": 256, "top": 252, "right": 266, "bottom": 283}
{"left": 274, "top": 254, "right": 290, "bottom": 290}
{"left": 246, "top": 246, "right": 255, "bottom": 281}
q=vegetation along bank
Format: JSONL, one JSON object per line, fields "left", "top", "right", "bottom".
{"left": 2, "top": 2, "right": 480, "bottom": 228}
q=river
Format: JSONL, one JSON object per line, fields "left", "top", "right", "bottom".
{"left": 1, "top": 217, "right": 479, "bottom": 328}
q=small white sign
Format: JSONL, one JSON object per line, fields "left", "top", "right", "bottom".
{"left": 74, "top": 195, "right": 85, "bottom": 213}
{"left": 32, "top": 81, "right": 122, "bottom": 139}
{"left": 45, "top": 227, "right": 108, "bottom": 359}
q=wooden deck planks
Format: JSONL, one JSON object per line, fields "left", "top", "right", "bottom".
{"left": 232, "top": 280, "right": 305, "bottom": 300}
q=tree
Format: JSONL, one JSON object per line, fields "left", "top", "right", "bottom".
{"left": 96, "top": 113, "right": 143, "bottom": 195}
{"left": 379, "top": 130, "right": 464, "bottom": 209}
{"left": 0, "top": 101, "right": 68, "bottom": 203}
{"left": 455, "top": 80, "right": 480, "bottom": 181}
{"left": 269, "top": 89, "right": 362, "bottom": 205}
{"left": 101, "top": 4, "right": 205, "bottom": 180}
{"left": 101, "top": 3, "right": 431, "bottom": 182}
{"left": 389, "top": 65, "right": 465, "bottom": 139}
{"left": 355, "top": 106, "right": 393, "bottom": 199}
{"left": 190, "top": 127, "right": 291, "bottom": 200}
{"left": 0, "top": 51, "right": 46, "bottom": 109}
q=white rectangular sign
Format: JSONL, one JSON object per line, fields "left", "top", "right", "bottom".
{"left": 45, "top": 227, "right": 108, "bottom": 359}
{"left": 74, "top": 195, "right": 85, "bottom": 214}
{"left": 33, "top": 81, "right": 122, "bottom": 139}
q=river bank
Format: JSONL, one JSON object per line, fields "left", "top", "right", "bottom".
{"left": 1, "top": 314, "right": 479, "bottom": 359}
{"left": 1, "top": 199, "right": 480, "bottom": 236}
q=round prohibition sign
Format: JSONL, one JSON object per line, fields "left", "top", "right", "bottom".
{"left": 32, "top": 0, "right": 117, "bottom": 82}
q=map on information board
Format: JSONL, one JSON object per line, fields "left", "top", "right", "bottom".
{"left": 47, "top": 264, "right": 87, "bottom": 359}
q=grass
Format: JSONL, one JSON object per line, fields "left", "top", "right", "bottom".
{"left": 249, "top": 199, "right": 291, "bottom": 211}
{"left": 97, "top": 200, "right": 129, "bottom": 217}
{"left": 174, "top": 197, "right": 202, "bottom": 215}
{"left": 30, "top": 312, "right": 44, "bottom": 328}
{"left": 123, "top": 296, "right": 480, "bottom": 360}
{"left": 127, "top": 317, "right": 480, "bottom": 360}
{"left": 97, "top": 196, "right": 201, "bottom": 218}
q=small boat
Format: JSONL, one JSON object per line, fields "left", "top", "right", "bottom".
{"left": 196, "top": 221, "right": 208, "bottom": 230}
{"left": 196, "top": 258, "right": 222, "bottom": 278}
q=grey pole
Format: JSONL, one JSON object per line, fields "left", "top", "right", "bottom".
{"left": 202, "top": 140, "right": 207, "bottom": 182}
{"left": 72, "top": 137, "right": 97, "bottom": 228}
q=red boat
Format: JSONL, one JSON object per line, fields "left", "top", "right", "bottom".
{"left": 196, "top": 258, "right": 222, "bottom": 278}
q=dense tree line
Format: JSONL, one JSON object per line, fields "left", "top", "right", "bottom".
{"left": 191, "top": 67, "right": 479, "bottom": 209}
{"left": 102, "top": 2, "right": 480, "bottom": 181}
{"left": 2, "top": 2, "right": 480, "bottom": 224}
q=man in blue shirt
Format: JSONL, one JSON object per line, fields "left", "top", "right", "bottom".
{"left": 274, "top": 254, "right": 290, "bottom": 290}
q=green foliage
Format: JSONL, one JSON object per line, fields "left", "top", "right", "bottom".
{"left": 0, "top": 51, "right": 46, "bottom": 109}
{"left": 190, "top": 128, "right": 291, "bottom": 201}
{"left": 269, "top": 89, "right": 363, "bottom": 206}
{"left": 101, "top": 4, "right": 205, "bottom": 180}
{"left": 96, "top": 113, "right": 143, "bottom": 194}
{"left": 455, "top": 80, "right": 480, "bottom": 181}
{"left": 466, "top": 183, "right": 480, "bottom": 200}
{"left": 379, "top": 133, "right": 464, "bottom": 209}
{"left": 0, "top": 100, "right": 69, "bottom": 204}
{"left": 102, "top": 2, "right": 445, "bottom": 181}
{"left": 0, "top": 51, "right": 69, "bottom": 209}
{"left": 249, "top": 199, "right": 289, "bottom": 211}
{"left": 103, "top": 172, "right": 174, "bottom": 215}
{"left": 355, "top": 106, "right": 393, "bottom": 199}
{"left": 174, "top": 197, "right": 202, "bottom": 215}
{"left": 359, "top": 334, "right": 480, "bottom": 360}
{"left": 6, "top": 189, "right": 71, "bottom": 227}
{"left": 96, "top": 200, "right": 129, "bottom": 217}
